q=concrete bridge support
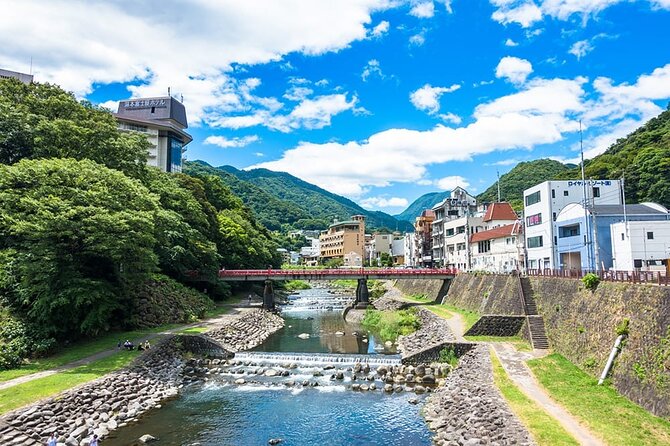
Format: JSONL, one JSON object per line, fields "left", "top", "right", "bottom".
{"left": 355, "top": 278, "right": 370, "bottom": 309}
{"left": 263, "top": 280, "right": 275, "bottom": 311}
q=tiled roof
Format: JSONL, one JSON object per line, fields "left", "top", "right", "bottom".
{"left": 470, "top": 222, "right": 521, "bottom": 243}
{"left": 483, "top": 202, "right": 518, "bottom": 222}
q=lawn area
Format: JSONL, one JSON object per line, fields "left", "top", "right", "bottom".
{"left": 0, "top": 301, "right": 235, "bottom": 383}
{"left": 177, "top": 326, "right": 209, "bottom": 334}
{"left": 466, "top": 335, "right": 532, "bottom": 351}
{"left": 400, "top": 293, "right": 481, "bottom": 330}
{"left": 0, "top": 350, "right": 139, "bottom": 415}
{"left": 527, "top": 353, "right": 670, "bottom": 446}
{"left": 490, "top": 350, "right": 579, "bottom": 446}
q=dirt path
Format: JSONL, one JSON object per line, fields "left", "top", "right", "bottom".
{"left": 0, "top": 301, "right": 257, "bottom": 391}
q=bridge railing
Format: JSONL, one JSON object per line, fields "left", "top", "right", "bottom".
{"left": 527, "top": 268, "right": 669, "bottom": 286}
{"left": 218, "top": 268, "right": 459, "bottom": 278}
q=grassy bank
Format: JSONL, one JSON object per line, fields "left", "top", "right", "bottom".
{"left": 490, "top": 350, "right": 579, "bottom": 445}
{"left": 527, "top": 353, "right": 670, "bottom": 446}
{"left": 400, "top": 293, "right": 480, "bottom": 330}
{"left": 362, "top": 308, "right": 420, "bottom": 342}
{"left": 0, "top": 351, "right": 139, "bottom": 415}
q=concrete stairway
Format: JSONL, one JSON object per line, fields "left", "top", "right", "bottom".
{"left": 520, "top": 277, "right": 538, "bottom": 315}
{"left": 519, "top": 276, "right": 550, "bottom": 350}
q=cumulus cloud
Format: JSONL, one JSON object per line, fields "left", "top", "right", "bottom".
{"left": 409, "top": 32, "right": 426, "bottom": 46}
{"left": 410, "top": 83, "right": 461, "bottom": 114}
{"left": 505, "top": 38, "right": 519, "bottom": 46}
{"left": 0, "top": 0, "right": 393, "bottom": 124}
{"left": 439, "top": 112, "right": 463, "bottom": 124}
{"left": 491, "top": 1, "right": 543, "bottom": 27}
{"left": 569, "top": 40, "right": 594, "bottom": 60}
{"left": 362, "top": 59, "right": 385, "bottom": 81}
{"left": 410, "top": 1, "right": 436, "bottom": 18}
{"left": 435, "top": 176, "right": 470, "bottom": 191}
{"left": 370, "top": 20, "right": 390, "bottom": 38}
{"left": 360, "top": 196, "right": 409, "bottom": 209}
{"left": 495, "top": 56, "right": 534, "bottom": 84}
{"left": 204, "top": 135, "right": 260, "bottom": 148}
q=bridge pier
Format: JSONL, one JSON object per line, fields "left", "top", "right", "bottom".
{"left": 263, "top": 280, "right": 275, "bottom": 311}
{"left": 355, "top": 278, "right": 370, "bottom": 309}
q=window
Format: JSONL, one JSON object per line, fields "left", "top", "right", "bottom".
{"left": 456, "top": 243, "right": 466, "bottom": 251}
{"left": 527, "top": 236, "right": 543, "bottom": 248}
{"left": 525, "top": 191, "right": 541, "bottom": 206}
{"left": 447, "top": 210, "right": 459, "bottom": 216}
{"left": 634, "top": 259, "right": 643, "bottom": 268}
{"left": 457, "top": 226, "right": 466, "bottom": 234}
{"left": 552, "top": 212, "right": 556, "bottom": 221}
{"left": 478, "top": 240, "right": 491, "bottom": 253}
{"left": 563, "top": 190, "right": 569, "bottom": 196}
{"left": 167, "top": 136, "right": 183, "bottom": 173}
{"left": 593, "top": 187, "right": 600, "bottom": 198}
{"left": 551, "top": 189, "right": 556, "bottom": 198}
{"left": 559, "top": 224, "right": 580, "bottom": 238}
{"left": 621, "top": 233, "right": 625, "bottom": 241}
{"left": 526, "top": 213, "right": 542, "bottom": 227}
{"left": 647, "top": 231, "right": 654, "bottom": 240}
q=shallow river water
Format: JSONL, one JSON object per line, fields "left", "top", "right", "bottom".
{"left": 105, "top": 287, "right": 433, "bottom": 446}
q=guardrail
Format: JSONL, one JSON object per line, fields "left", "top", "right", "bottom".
{"left": 527, "top": 268, "right": 670, "bottom": 286}
{"left": 218, "top": 268, "right": 459, "bottom": 278}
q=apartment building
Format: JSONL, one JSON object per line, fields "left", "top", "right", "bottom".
{"left": 470, "top": 222, "right": 524, "bottom": 273}
{"left": 431, "top": 187, "right": 477, "bottom": 267}
{"left": 114, "top": 96, "right": 192, "bottom": 173}
{"left": 319, "top": 215, "right": 366, "bottom": 266}
{"left": 523, "top": 180, "right": 622, "bottom": 270}
{"left": 413, "top": 210, "right": 435, "bottom": 267}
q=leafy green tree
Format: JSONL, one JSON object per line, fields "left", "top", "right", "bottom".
{"left": 0, "top": 79, "right": 149, "bottom": 178}
{"left": 218, "top": 209, "right": 281, "bottom": 269}
{"left": 0, "top": 158, "right": 158, "bottom": 338}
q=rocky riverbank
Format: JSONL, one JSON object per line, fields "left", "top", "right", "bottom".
{"left": 397, "top": 307, "right": 456, "bottom": 358}
{"left": 423, "top": 344, "right": 535, "bottom": 446}
{"left": 206, "top": 309, "right": 284, "bottom": 352}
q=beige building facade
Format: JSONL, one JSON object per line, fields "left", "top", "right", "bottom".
{"left": 319, "top": 215, "right": 366, "bottom": 266}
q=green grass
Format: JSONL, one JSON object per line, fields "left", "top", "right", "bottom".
{"left": 466, "top": 335, "right": 532, "bottom": 351}
{"left": 177, "top": 326, "right": 209, "bottom": 334}
{"left": 362, "top": 308, "right": 421, "bottom": 342}
{"left": 490, "top": 350, "right": 580, "bottom": 446}
{"left": 527, "top": 353, "right": 670, "bottom": 446}
{"left": 0, "top": 302, "right": 236, "bottom": 383}
{"left": 0, "top": 350, "right": 139, "bottom": 415}
{"left": 280, "top": 280, "right": 311, "bottom": 291}
{"left": 440, "top": 304, "right": 480, "bottom": 331}
{"left": 400, "top": 293, "right": 479, "bottom": 329}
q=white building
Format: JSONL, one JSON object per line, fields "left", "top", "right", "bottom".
{"left": 0, "top": 68, "right": 33, "bottom": 84}
{"left": 299, "top": 238, "right": 320, "bottom": 266}
{"left": 403, "top": 232, "right": 416, "bottom": 267}
{"left": 523, "top": 180, "right": 623, "bottom": 270}
{"left": 611, "top": 220, "right": 670, "bottom": 273}
{"left": 470, "top": 222, "right": 524, "bottom": 273}
{"left": 114, "top": 97, "right": 192, "bottom": 173}
{"left": 391, "top": 237, "right": 405, "bottom": 265}
{"left": 431, "top": 187, "right": 477, "bottom": 266}
{"left": 367, "top": 233, "right": 393, "bottom": 264}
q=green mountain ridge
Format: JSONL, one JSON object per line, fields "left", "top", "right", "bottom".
{"left": 184, "top": 161, "right": 413, "bottom": 232}
{"left": 394, "top": 191, "right": 451, "bottom": 222}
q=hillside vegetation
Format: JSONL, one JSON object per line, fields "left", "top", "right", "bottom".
{"left": 184, "top": 162, "right": 413, "bottom": 232}
{"left": 395, "top": 191, "right": 451, "bottom": 223}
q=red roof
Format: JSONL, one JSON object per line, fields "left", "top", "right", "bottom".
{"left": 483, "top": 202, "right": 518, "bottom": 222}
{"left": 470, "top": 222, "right": 521, "bottom": 243}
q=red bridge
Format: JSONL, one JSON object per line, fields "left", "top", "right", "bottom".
{"left": 218, "top": 268, "right": 458, "bottom": 281}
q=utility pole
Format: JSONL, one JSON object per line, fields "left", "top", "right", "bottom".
{"left": 591, "top": 179, "right": 600, "bottom": 271}
{"left": 580, "top": 121, "right": 593, "bottom": 271}
{"left": 622, "top": 176, "right": 629, "bottom": 239}
{"left": 497, "top": 170, "right": 501, "bottom": 202}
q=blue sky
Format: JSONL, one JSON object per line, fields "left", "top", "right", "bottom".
{"left": 2, "top": 0, "right": 670, "bottom": 213}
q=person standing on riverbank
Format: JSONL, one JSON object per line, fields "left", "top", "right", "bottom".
{"left": 46, "top": 432, "right": 57, "bottom": 446}
{"left": 89, "top": 434, "right": 99, "bottom": 446}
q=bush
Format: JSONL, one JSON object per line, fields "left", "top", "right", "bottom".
{"left": 281, "top": 280, "right": 311, "bottom": 291}
{"left": 581, "top": 273, "right": 600, "bottom": 291}
{"left": 0, "top": 310, "right": 56, "bottom": 370}
{"left": 362, "top": 308, "right": 421, "bottom": 342}
{"left": 438, "top": 347, "right": 458, "bottom": 367}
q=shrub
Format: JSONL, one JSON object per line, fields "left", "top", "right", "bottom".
{"left": 581, "top": 273, "right": 600, "bottom": 291}
{"left": 616, "top": 318, "right": 630, "bottom": 336}
{"left": 438, "top": 347, "right": 458, "bottom": 367}
{"left": 362, "top": 308, "right": 421, "bottom": 342}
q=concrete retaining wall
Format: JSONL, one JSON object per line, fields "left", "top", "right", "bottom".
{"left": 464, "top": 316, "right": 526, "bottom": 337}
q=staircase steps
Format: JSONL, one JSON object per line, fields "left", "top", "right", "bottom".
{"left": 519, "top": 277, "right": 538, "bottom": 315}
{"left": 528, "top": 316, "right": 550, "bottom": 349}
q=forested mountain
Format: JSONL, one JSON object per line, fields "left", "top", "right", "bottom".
{"left": 558, "top": 106, "right": 670, "bottom": 208}
{"left": 477, "top": 159, "right": 572, "bottom": 210}
{"left": 394, "top": 191, "right": 451, "bottom": 223}
{"left": 184, "top": 162, "right": 413, "bottom": 232}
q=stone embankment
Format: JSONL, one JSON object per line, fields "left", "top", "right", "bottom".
{"left": 397, "top": 307, "right": 456, "bottom": 358}
{"left": 206, "top": 309, "right": 284, "bottom": 352}
{"left": 0, "top": 309, "right": 284, "bottom": 446}
{"left": 424, "top": 345, "right": 535, "bottom": 446}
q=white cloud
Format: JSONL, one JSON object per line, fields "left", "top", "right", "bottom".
{"left": 505, "top": 38, "right": 519, "bottom": 46}
{"left": 410, "top": 83, "right": 461, "bottom": 114}
{"left": 495, "top": 56, "right": 534, "bottom": 84}
{"left": 491, "top": 1, "right": 543, "bottom": 27}
{"left": 254, "top": 152, "right": 265, "bottom": 157}
{"left": 0, "top": 0, "right": 393, "bottom": 125}
{"left": 409, "top": 33, "right": 426, "bottom": 46}
{"left": 435, "top": 176, "right": 470, "bottom": 191}
{"left": 283, "top": 86, "right": 314, "bottom": 101}
{"left": 370, "top": 20, "right": 390, "bottom": 38}
{"left": 439, "top": 112, "right": 463, "bottom": 124}
{"left": 360, "top": 196, "right": 409, "bottom": 209}
{"left": 569, "top": 40, "right": 594, "bottom": 60}
{"left": 486, "top": 158, "right": 524, "bottom": 166}
{"left": 204, "top": 135, "right": 260, "bottom": 148}
{"left": 410, "top": 1, "right": 436, "bottom": 18}
{"left": 362, "top": 59, "right": 385, "bottom": 81}
{"left": 417, "top": 179, "right": 434, "bottom": 186}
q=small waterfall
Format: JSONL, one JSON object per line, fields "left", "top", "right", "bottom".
{"left": 234, "top": 351, "right": 401, "bottom": 366}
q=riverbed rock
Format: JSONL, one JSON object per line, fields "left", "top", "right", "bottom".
{"left": 268, "top": 439, "right": 283, "bottom": 445}
{"left": 139, "top": 434, "right": 158, "bottom": 443}
{"left": 297, "top": 333, "right": 310, "bottom": 339}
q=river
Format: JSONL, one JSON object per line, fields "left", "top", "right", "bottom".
{"left": 105, "top": 286, "right": 433, "bottom": 446}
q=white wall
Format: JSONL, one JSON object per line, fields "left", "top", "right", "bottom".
{"left": 611, "top": 221, "right": 670, "bottom": 271}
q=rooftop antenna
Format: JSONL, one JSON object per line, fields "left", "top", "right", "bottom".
{"left": 497, "top": 170, "right": 501, "bottom": 202}
{"left": 180, "top": 94, "right": 184, "bottom": 103}
{"left": 29, "top": 56, "right": 33, "bottom": 75}
{"left": 167, "top": 87, "right": 171, "bottom": 97}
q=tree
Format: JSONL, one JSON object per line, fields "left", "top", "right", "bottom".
{"left": 0, "top": 79, "right": 149, "bottom": 178}
{"left": 0, "top": 158, "right": 158, "bottom": 338}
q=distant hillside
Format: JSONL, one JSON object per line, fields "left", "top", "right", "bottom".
{"left": 558, "top": 105, "right": 670, "bottom": 208}
{"left": 477, "top": 159, "right": 572, "bottom": 210}
{"left": 395, "top": 191, "right": 451, "bottom": 223}
{"left": 184, "top": 161, "right": 413, "bottom": 232}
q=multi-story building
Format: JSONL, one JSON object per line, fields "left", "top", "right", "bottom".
{"left": 431, "top": 188, "right": 478, "bottom": 268}
{"left": 523, "top": 180, "right": 623, "bottom": 270}
{"left": 413, "top": 210, "right": 435, "bottom": 267}
{"left": 367, "top": 233, "right": 393, "bottom": 265}
{"left": 391, "top": 236, "right": 405, "bottom": 265}
{"left": 470, "top": 222, "right": 524, "bottom": 273}
{"left": 0, "top": 68, "right": 33, "bottom": 84}
{"left": 611, "top": 219, "right": 670, "bottom": 273}
{"left": 319, "top": 215, "right": 366, "bottom": 266}
{"left": 299, "top": 238, "right": 320, "bottom": 266}
{"left": 555, "top": 202, "right": 670, "bottom": 270}
{"left": 403, "top": 232, "right": 416, "bottom": 267}
{"left": 114, "top": 96, "right": 192, "bottom": 173}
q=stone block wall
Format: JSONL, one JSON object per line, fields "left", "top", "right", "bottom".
{"left": 529, "top": 277, "right": 670, "bottom": 418}
{"left": 464, "top": 316, "right": 526, "bottom": 337}
{"left": 402, "top": 341, "right": 476, "bottom": 365}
